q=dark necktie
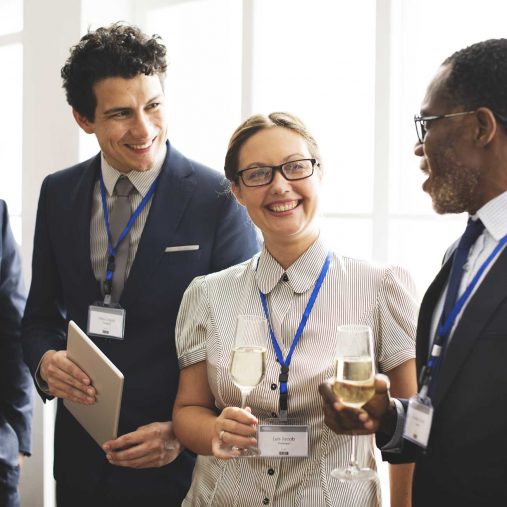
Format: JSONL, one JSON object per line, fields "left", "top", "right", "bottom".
{"left": 110, "top": 177, "right": 134, "bottom": 303}
{"left": 442, "top": 218, "right": 485, "bottom": 323}
{"left": 428, "top": 218, "right": 485, "bottom": 398}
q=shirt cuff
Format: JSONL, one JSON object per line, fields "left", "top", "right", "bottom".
{"left": 380, "top": 398, "right": 405, "bottom": 452}
{"left": 35, "top": 356, "right": 52, "bottom": 397}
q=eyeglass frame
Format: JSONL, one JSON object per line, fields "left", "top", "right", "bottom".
{"left": 414, "top": 110, "right": 477, "bottom": 144}
{"left": 414, "top": 108, "right": 507, "bottom": 144}
{"left": 235, "top": 158, "right": 319, "bottom": 187}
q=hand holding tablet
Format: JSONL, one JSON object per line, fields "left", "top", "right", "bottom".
{"left": 64, "top": 321, "right": 124, "bottom": 447}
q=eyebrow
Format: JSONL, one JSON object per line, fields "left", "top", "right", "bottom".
{"left": 102, "top": 94, "right": 164, "bottom": 116}
{"left": 243, "top": 153, "right": 308, "bottom": 169}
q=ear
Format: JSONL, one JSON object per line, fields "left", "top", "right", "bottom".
{"left": 475, "top": 107, "right": 497, "bottom": 147}
{"left": 230, "top": 181, "right": 246, "bottom": 207}
{"left": 72, "top": 109, "right": 95, "bottom": 134}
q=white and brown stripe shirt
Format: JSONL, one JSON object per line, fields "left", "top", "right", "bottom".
{"left": 176, "top": 237, "right": 417, "bottom": 507}
{"left": 90, "top": 149, "right": 165, "bottom": 284}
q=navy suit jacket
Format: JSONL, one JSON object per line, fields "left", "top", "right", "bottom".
{"left": 382, "top": 246, "right": 507, "bottom": 506}
{"left": 21, "top": 143, "right": 259, "bottom": 498}
{"left": 0, "top": 200, "right": 32, "bottom": 490}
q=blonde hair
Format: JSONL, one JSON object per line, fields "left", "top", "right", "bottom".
{"left": 224, "top": 112, "right": 321, "bottom": 182}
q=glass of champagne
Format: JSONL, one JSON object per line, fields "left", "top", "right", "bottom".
{"left": 330, "top": 324, "right": 376, "bottom": 480}
{"left": 229, "top": 314, "right": 268, "bottom": 457}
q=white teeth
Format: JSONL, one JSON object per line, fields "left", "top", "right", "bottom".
{"left": 129, "top": 141, "right": 152, "bottom": 150}
{"left": 269, "top": 201, "right": 298, "bottom": 212}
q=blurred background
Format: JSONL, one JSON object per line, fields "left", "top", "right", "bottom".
{"left": 3, "top": 0, "right": 506, "bottom": 504}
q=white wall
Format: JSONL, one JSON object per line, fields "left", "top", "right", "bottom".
{"left": 20, "top": 1, "right": 82, "bottom": 505}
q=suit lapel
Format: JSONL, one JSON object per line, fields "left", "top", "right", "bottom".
{"left": 433, "top": 247, "right": 507, "bottom": 407}
{"left": 71, "top": 155, "right": 102, "bottom": 299}
{"left": 416, "top": 258, "right": 452, "bottom": 377}
{"left": 121, "top": 144, "right": 196, "bottom": 307}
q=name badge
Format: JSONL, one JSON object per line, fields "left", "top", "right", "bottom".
{"left": 88, "top": 304, "right": 126, "bottom": 340}
{"left": 403, "top": 395, "right": 433, "bottom": 449}
{"left": 257, "top": 420, "right": 309, "bottom": 457}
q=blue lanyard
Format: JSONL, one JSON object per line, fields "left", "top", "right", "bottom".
{"left": 99, "top": 173, "right": 160, "bottom": 298}
{"left": 422, "top": 232, "right": 507, "bottom": 390}
{"left": 259, "top": 253, "right": 331, "bottom": 421}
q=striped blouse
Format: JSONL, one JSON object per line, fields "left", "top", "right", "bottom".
{"left": 176, "top": 237, "right": 417, "bottom": 507}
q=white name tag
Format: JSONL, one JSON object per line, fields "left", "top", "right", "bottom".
{"left": 257, "top": 422, "right": 309, "bottom": 457}
{"left": 403, "top": 396, "right": 433, "bottom": 449}
{"left": 88, "top": 304, "right": 126, "bottom": 340}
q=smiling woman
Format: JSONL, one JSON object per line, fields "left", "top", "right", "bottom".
{"left": 231, "top": 124, "right": 322, "bottom": 268}
{"left": 172, "top": 112, "right": 418, "bottom": 507}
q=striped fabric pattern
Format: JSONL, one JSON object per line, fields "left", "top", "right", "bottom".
{"left": 90, "top": 151, "right": 164, "bottom": 284}
{"left": 176, "top": 237, "right": 417, "bottom": 507}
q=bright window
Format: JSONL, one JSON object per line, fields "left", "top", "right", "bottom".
{"left": 0, "top": 0, "right": 22, "bottom": 36}
{"left": 0, "top": 42, "right": 22, "bottom": 242}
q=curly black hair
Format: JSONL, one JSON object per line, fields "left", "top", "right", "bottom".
{"left": 61, "top": 22, "right": 167, "bottom": 121}
{"left": 443, "top": 38, "right": 507, "bottom": 129}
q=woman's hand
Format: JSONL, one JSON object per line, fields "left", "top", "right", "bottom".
{"left": 211, "top": 406, "right": 258, "bottom": 459}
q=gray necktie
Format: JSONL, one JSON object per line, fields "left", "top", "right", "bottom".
{"left": 109, "top": 176, "right": 134, "bottom": 303}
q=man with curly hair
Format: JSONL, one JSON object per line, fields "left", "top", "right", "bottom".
{"left": 22, "top": 23, "right": 258, "bottom": 507}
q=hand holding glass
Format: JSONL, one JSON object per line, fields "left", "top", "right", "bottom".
{"left": 228, "top": 314, "right": 268, "bottom": 457}
{"left": 331, "top": 324, "right": 376, "bottom": 480}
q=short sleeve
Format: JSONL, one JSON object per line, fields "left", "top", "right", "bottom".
{"left": 175, "top": 275, "right": 210, "bottom": 369}
{"left": 376, "top": 265, "right": 418, "bottom": 372}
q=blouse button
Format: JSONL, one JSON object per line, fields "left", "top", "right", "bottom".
{"left": 282, "top": 273, "right": 289, "bottom": 282}
{"left": 270, "top": 383, "right": 277, "bottom": 390}
{"left": 271, "top": 412, "right": 278, "bottom": 418}
{"left": 263, "top": 498, "right": 270, "bottom": 505}
{"left": 267, "top": 468, "right": 275, "bottom": 476}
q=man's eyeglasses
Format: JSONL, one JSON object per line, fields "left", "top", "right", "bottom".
{"left": 414, "top": 110, "right": 476, "bottom": 144}
{"left": 236, "top": 158, "right": 319, "bottom": 187}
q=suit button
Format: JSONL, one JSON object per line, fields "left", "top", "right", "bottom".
{"left": 270, "top": 383, "right": 277, "bottom": 390}
{"left": 263, "top": 499, "right": 270, "bottom": 505}
{"left": 268, "top": 468, "right": 275, "bottom": 476}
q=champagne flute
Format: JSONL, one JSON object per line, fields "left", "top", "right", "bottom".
{"left": 229, "top": 314, "right": 268, "bottom": 457}
{"left": 330, "top": 324, "right": 376, "bottom": 481}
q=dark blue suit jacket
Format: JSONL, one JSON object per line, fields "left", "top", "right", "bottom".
{"left": 0, "top": 200, "right": 32, "bottom": 501}
{"left": 21, "top": 143, "right": 259, "bottom": 499}
{"left": 381, "top": 247, "right": 507, "bottom": 506}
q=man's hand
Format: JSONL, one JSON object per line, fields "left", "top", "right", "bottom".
{"left": 319, "top": 374, "right": 396, "bottom": 436}
{"left": 103, "top": 421, "right": 183, "bottom": 469}
{"left": 40, "top": 350, "right": 96, "bottom": 404}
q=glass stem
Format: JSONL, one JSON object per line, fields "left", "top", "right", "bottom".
{"left": 240, "top": 390, "right": 249, "bottom": 409}
{"left": 350, "top": 434, "right": 359, "bottom": 469}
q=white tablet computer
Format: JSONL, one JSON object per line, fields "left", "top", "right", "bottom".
{"left": 63, "top": 320, "right": 124, "bottom": 447}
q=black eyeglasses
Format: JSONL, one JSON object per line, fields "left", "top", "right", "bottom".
{"left": 236, "top": 158, "right": 319, "bottom": 187}
{"left": 414, "top": 110, "right": 477, "bottom": 144}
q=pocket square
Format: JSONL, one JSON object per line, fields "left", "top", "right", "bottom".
{"left": 164, "top": 245, "right": 200, "bottom": 252}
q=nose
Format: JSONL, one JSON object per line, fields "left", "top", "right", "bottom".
{"left": 130, "top": 112, "right": 152, "bottom": 139}
{"left": 414, "top": 140, "right": 424, "bottom": 157}
{"left": 269, "top": 168, "right": 291, "bottom": 194}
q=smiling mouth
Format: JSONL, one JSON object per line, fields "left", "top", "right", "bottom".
{"left": 267, "top": 200, "right": 300, "bottom": 212}
{"left": 126, "top": 137, "right": 156, "bottom": 151}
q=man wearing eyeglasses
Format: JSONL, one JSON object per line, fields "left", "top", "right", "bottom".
{"left": 320, "top": 38, "right": 507, "bottom": 506}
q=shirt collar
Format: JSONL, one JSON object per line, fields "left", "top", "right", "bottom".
{"left": 256, "top": 236, "right": 329, "bottom": 294}
{"left": 100, "top": 144, "right": 166, "bottom": 197}
{"left": 475, "top": 190, "right": 507, "bottom": 241}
